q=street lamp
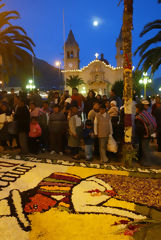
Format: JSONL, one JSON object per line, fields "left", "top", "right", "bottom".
{"left": 26, "top": 79, "right": 36, "bottom": 91}
{"left": 55, "top": 61, "right": 61, "bottom": 89}
{"left": 159, "top": 87, "right": 161, "bottom": 92}
{"left": 139, "top": 72, "right": 152, "bottom": 98}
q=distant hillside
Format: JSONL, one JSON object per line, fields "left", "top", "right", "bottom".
{"left": 7, "top": 57, "right": 64, "bottom": 90}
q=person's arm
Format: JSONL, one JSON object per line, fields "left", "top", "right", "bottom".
{"left": 94, "top": 117, "right": 98, "bottom": 135}
{"left": 69, "top": 116, "right": 77, "bottom": 136}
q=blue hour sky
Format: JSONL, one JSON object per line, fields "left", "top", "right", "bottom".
{"left": 2, "top": 0, "right": 161, "bottom": 77}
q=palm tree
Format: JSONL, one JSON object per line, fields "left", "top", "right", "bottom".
{"left": 0, "top": 0, "right": 35, "bottom": 83}
{"left": 117, "top": 0, "right": 134, "bottom": 166}
{"left": 134, "top": 19, "right": 161, "bottom": 73}
{"left": 66, "top": 75, "right": 84, "bottom": 89}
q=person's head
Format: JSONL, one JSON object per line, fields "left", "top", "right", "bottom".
{"left": 141, "top": 99, "right": 150, "bottom": 110}
{"left": 93, "top": 102, "right": 100, "bottom": 112}
{"left": 104, "top": 100, "right": 110, "bottom": 109}
{"left": 54, "top": 92, "right": 59, "bottom": 98}
{"left": 71, "top": 105, "right": 78, "bottom": 114}
{"left": 96, "top": 94, "right": 101, "bottom": 100}
{"left": 99, "top": 103, "right": 106, "bottom": 114}
{"left": 18, "top": 97, "right": 26, "bottom": 107}
{"left": 64, "top": 90, "right": 69, "bottom": 97}
{"left": 31, "top": 116, "right": 38, "bottom": 125}
{"left": 85, "top": 119, "right": 92, "bottom": 129}
{"left": 110, "top": 89, "right": 116, "bottom": 97}
{"left": 110, "top": 100, "right": 117, "bottom": 107}
{"left": 53, "top": 104, "right": 60, "bottom": 113}
{"left": 88, "top": 90, "right": 95, "bottom": 98}
{"left": 43, "top": 101, "right": 49, "bottom": 109}
{"left": 135, "top": 103, "right": 144, "bottom": 113}
{"left": 72, "top": 88, "right": 78, "bottom": 95}
{"left": 11, "top": 88, "right": 14, "bottom": 94}
{"left": 0, "top": 102, "right": 7, "bottom": 112}
{"left": 103, "top": 95, "right": 107, "bottom": 100}
{"left": 156, "top": 96, "right": 161, "bottom": 104}
{"left": 29, "top": 102, "right": 36, "bottom": 111}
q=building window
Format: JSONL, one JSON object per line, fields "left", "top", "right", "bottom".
{"left": 71, "top": 51, "right": 74, "bottom": 58}
{"left": 67, "top": 51, "right": 70, "bottom": 58}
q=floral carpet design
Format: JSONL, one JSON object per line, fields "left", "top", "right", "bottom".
{"left": 0, "top": 155, "right": 161, "bottom": 240}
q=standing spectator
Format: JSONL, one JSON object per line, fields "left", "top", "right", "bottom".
{"left": 154, "top": 105, "right": 161, "bottom": 152}
{"left": 88, "top": 102, "right": 100, "bottom": 156}
{"left": 8, "top": 88, "right": 16, "bottom": 111}
{"left": 84, "top": 90, "right": 96, "bottom": 118}
{"left": 0, "top": 102, "right": 12, "bottom": 149}
{"left": 102, "top": 95, "right": 108, "bottom": 101}
{"left": 30, "top": 89, "right": 42, "bottom": 107}
{"left": 71, "top": 88, "right": 84, "bottom": 112}
{"left": 141, "top": 99, "right": 151, "bottom": 113}
{"left": 82, "top": 120, "right": 94, "bottom": 161}
{"left": 104, "top": 100, "right": 110, "bottom": 111}
{"left": 14, "top": 97, "right": 30, "bottom": 154}
{"left": 29, "top": 117, "right": 42, "bottom": 154}
{"left": 94, "top": 103, "right": 112, "bottom": 163}
{"left": 96, "top": 94, "right": 102, "bottom": 103}
{"left": 152, "top": 96, "right": 161, "bottom": 116}
{"left": 135, "top": 103, "right": 157, "bottom": 165}
{"left": 88, "top": 102, "right": 100, "bottom": 123}
{"left": 49, "top": 92, "right": 60, "bottom": 108}
{"left": 108, "top": 100, "right": 119, "bottom": 140}
{"left": 68, "top": 104, "right": 82, "bottom": 159}
{"left": 49, "top": 104, "right": 67, "bottom": 155}
{"left": 109, "top": 89, "right": 122, "bottom": 108}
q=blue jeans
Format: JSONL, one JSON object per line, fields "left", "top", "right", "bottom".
{"left": 85, "top": 145, "right": 93, "bottom": 160}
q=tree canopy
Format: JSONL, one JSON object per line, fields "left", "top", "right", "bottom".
{"left": 0, "top": 0, "right": 35, "bottom": 83}
{"left": 66, "top": 75, "right": 84, "bottom": 89}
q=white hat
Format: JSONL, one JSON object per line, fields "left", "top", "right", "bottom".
{"left": 110, "top": 100, "right": 117, "bottom": 106}
{"left": 142, "top": 100, "right": 149, "bottom": 105}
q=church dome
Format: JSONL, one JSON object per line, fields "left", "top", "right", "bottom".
{"left": 99, "top": 53, "right": 109, "bottom": 65}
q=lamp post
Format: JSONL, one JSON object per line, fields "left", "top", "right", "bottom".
{"left": 139, "top": 72, "right": 152, "bottom": 98}
{"left": 26, "top": 79, "right": 36, "bottom": 91}
{"left": 55, "top": 61, "right": 61, "bottom": 89}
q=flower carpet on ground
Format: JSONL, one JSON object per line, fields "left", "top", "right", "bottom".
{"left": 0, "top": 155, "right": 161, "bottom": 240}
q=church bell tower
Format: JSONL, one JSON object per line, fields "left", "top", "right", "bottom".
{"left": 64, "top": 30, "right": 80, "bottom": 70}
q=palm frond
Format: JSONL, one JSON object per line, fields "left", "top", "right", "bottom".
{"left": 134, "top": 31, "right": 161, "bottom": 56}
{"left": 137, "top": 47, "right": 161, "bottom": 73}
{"left": 140, "top": 20, "right": 161, "bottom": 36}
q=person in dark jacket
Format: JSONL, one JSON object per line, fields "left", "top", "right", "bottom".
{"left": 14, "top": 97, "right": 30, "bottom": 154}
{"left": 82, "top": 120, "right": 94, "bottom": 161}
{"left": 154, "top": 105, "right": 161, "bottom": 152}
{"left": 49, "top": 104, "right": 67, "bottom": 155}
{"left": 135, "top": 103, "right": 157, "bottom": 166}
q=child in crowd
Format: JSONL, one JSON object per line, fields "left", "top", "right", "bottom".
{"left": 82, "top": 120, "right": 94, "bottom": 161}
{"left": 29, "top": 117, "right": 42, "bottom": 154}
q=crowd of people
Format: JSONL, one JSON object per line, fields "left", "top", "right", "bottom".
{"left": 0, "top": 87, "right": 160, "bottom": 165}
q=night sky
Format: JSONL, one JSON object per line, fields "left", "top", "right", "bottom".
{"left": 3, "top": 0, "right": 161, "bottom": 77}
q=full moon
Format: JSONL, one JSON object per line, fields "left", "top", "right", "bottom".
{"left": 93, "top": 20, "right": 99, "bottom": 27}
